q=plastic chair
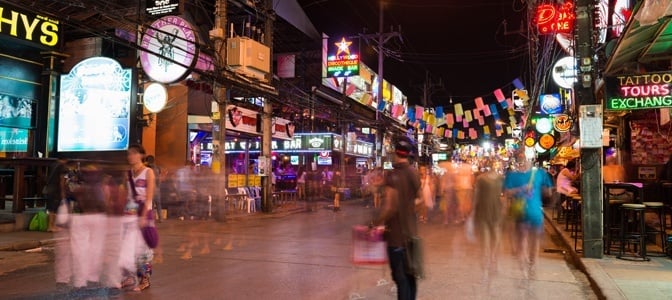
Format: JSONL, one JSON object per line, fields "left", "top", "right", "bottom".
{"left": 238, "top": 188, "right": 256, "bottom": 213}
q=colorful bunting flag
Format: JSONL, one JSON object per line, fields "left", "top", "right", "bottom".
{"left": 435, "top": 107, "right": 444, "bottom": 118}
{"left": 475, "top": 97, "right": 484, "bottom": 109}
{"left": 494, "top": 89, "right": 506, "bottom": 102}
{"left": 513, "top": 78, "right": 525, "bottom": 90}
{"left": 465, "top": 110, "right": 473, "bottom": 122}
{"left": 483, "top": 105, "right": 492, "bottom": 117}
{"left": 415, "top": 106, "right": 424, "bottom": 121}
{"left": 455, "top": 103, "right": 464, "bottom": 116}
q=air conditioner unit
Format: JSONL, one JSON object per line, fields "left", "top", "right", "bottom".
{"left": 227, "top": 37, "right": 270, "bottom": 82}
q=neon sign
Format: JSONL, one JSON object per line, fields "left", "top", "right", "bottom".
{"left": 326, "top": 37, "right": 359, "bottom": 78}
{"left": 606, "top": 72, "right": 672, "bottom": 110}
{"left": 535, "top": 1, "right": 575, "bottom": 35}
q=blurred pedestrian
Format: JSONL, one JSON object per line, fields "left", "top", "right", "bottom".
{"left": 417, "top": 165, "right": 434, "bottom": 223}
{"left": 120, "top": 144, "right": 156, "bottom": 291}
{"left": 145, "top": 155, "right": 163, "bottom": 222}
{"left": 297, "top": 167, "right": 306, "bottom": 201}
{"left": 471, "top": 169, "right": 504, "bottom": 281}
{"left": 332, "top": 169, "right": 342, "bottom": 212}
{"left": 69, "top": 164, "right": 108, "bottom": 289}
{"left": 454, "top": 161, "right": 475, "bottom": 224}
{"left": 44, "top": 157, "right": 68, "bottom": 232}
{"left": 438, "top": 161, "right": 456, "bottom": 225}
{"left": 503, "top": 151, "right": 553, "bottom": 279}
{"left": 374, "top": 136, "right": 421, "bottom": 300}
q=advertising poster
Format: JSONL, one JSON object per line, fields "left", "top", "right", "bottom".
{"left": 58, "top": 57, "right": 131, "bottom": 152}
{"left": 0, "top": 127, "right": 28, "bottom": 152}
{"left": 0, "top": 93, "right": 33, "bottom": 129}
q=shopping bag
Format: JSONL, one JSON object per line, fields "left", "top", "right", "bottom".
{"left": 55, "top": 199, "right": 69, "bottom": 226}
{"left": 405, "top": 235, "right": 424, "bottom": 279}
{"left": 352, "top": 225, "right": 387, "bottom": 265}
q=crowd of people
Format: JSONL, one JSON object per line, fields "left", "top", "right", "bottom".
{"left": 45, "top": 145, "right": 158, "bottom": 294}
{"left": 370, "top": 137, "right": 556, "bottom": 300}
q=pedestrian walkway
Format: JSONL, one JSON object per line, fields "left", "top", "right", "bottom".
{"left": 545, "top": 210, "right": 672, "bottom": 300}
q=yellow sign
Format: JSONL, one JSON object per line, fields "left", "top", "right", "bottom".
{"left": 524, "top": 137, "right": 536, "bottom": 147}
{"left": 0, "top": 4, "right": 60, "bottom": 47}
{"left": 553, "top": 114, "right": 572, "bottom": 132}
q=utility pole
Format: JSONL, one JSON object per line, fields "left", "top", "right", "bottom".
{"left": 575, "top": 0, "right": 602, "bottom": 258}
{"left": 261, "top": 0, "right": 275, "bottom": 213}
{"left": 360, "top": 1, "right": 401, "bottom": 167}
{"left": 212, "top": 0, "right": 228, "bottom": 221}
{"left": 415, "top": 71, "right": 444, "bottom": 108}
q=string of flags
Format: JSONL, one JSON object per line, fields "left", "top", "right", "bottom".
{"left": 406, "top": 78, "right": 526, "bottom": 140}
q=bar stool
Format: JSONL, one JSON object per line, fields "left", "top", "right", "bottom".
{"left": 618, "top": 203, "right": 649, "bottom": 261}
{"left": 568, "top": 195, "right": 582, "bottom": 252}
{"left": 604, "top": 198, "right": 628, "bottom": 255}
{"left": 643, "top": 201, "right": 666, "bottom": 256}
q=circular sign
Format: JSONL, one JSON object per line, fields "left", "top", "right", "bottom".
{"left": 553, "top": 114, "right": 572, "bottom": 132}
{"left": 535, "top": 118, "right": 553, "bottom": 134}
{"left": 140, "top": 16, "right": 198, "bottom": 83}
{"left": 144, "top": 82, "right": 167, "bottom": 113}
{"left": 552, "top": 56, "right": 577, "bottom": 89}
{"left": 524, "top": 136, "right": 536, "bottom": 147}
{"left": 535, "top": 143, "right": 548, "bottom": 153}
{"left": 539, "top": 133, "right": 556, "bottom": 150}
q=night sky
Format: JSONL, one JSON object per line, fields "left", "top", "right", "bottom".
{"left": 298, "top": 0, "right": 530, "bottom": 107}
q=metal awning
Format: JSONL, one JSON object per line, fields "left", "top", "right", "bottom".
{"left": 604, "top": 2, "right": 672, "bottom": 75}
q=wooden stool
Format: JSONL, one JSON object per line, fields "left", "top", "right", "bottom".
{"left": 643, "top": 202, "right": 667, "bottom": 256}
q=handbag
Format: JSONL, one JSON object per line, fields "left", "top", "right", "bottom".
{"left": 128, "top": 170, "right": 159, "bottom": 249}
{"left": 55, "top": 199, "right": 69, "bottom": 226}
{"left": 352, "top": 225, "right": 387, "bottom": 265}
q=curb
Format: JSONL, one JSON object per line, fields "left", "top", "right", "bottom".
{"left": 543, "top": 211, "right": 626, "bottom": 300}
{"left": 0, "top": 237, "right": 62, "bottom": 252}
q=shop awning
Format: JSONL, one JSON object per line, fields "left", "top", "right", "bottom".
{"left": 605, "top": 2, "right": 672, "bottom": 75}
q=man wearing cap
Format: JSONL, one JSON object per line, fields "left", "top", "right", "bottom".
{"left": 374, "top": 136, "right": 421, "bottom": 300}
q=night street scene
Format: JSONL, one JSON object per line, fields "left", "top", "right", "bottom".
{"left": 2, "top": 0, "right": 672, "bottom": 299}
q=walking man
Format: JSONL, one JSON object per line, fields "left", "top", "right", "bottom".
{"left": 374, "top": 136, "right": 421, "bottom": 300}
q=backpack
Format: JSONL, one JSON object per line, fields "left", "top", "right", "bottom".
{"left": 29, "top": 210, "right": 48, "bottom": 231}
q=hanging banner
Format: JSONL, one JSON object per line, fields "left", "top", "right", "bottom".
{"left": 325, "top": 36, "right": 360, "bottom": 78}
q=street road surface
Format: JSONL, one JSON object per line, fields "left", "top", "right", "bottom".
{"left": 0, "top": 202, "right": 597, "bottom": 299}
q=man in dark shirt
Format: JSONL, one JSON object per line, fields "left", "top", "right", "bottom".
{"left": 375, "top": 136, "right": 421, "bottom": 300}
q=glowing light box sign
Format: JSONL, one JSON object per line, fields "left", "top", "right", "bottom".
{"left": 140, "top": 15, "right": 197, "bottom": 83}
{"left": 0, "top": 93, "right": 33, "bottom": 129}
{"left": 58, "top": 57, "right": 132, "bottom": 152}
{"left": 605, "top": 72, "right": 672, "bottom": 110}
{"left": 535, "top": 1, "right": 575, "bottom": 35}
{"left": 325, "top": 37, "right": 359, "bottom": 78}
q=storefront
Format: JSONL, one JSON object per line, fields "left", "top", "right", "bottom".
{"left": 0, "top": 2, "right": 61, "bottom": 157}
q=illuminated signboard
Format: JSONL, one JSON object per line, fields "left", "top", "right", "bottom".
{"left": 58, "top": 57, "right": 132, "bottom": 152}
{"left": 605, "top": 72, "right": 672, "bottom": 110}
{"left": 140, "top": 16, "right": 197, "bottom": 83}
{"left": 0, "top": 3, "right": 60, "bottom": 48}
{"left": 535, "top": 1, "right": 575, "bottom": 35}
{"left": 333, "top": 135, "right": 374, "bottom": 157}
{"left": 325, "top": 37, "right": 359, "bottom": 78}
{"left": 145, "top": 0, "right": 180, "bottom": 16}
{"left": 0, "top": 127, "right": 28, "bottom": 152}
{"left": 223, "top": 133, "right": 333, "bottom": 152}
{"left": 539, "top": 93, "right": 563, "bottom": 115}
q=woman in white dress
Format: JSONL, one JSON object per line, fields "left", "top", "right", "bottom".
{"left": 120, "top": 144, "right": 155, "bottom": 291}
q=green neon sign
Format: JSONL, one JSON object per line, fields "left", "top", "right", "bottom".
{"left": 605, "top": 72, "right": 672, "bottom": 110}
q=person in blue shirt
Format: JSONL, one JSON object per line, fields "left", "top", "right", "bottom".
{"left": 503, "top": 151, "right": 553, "bottom": 280}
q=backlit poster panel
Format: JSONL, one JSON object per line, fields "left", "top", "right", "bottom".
{"left": 58, "top": 57, "right": 131, "bottom": 151}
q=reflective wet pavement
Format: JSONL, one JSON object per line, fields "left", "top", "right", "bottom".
{"left": 0, "top": 202, "right": 596, "bottom": 299}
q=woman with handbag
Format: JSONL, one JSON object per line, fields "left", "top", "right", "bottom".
{"left": 120, "top": 144, "right": 157, "bottom": 292}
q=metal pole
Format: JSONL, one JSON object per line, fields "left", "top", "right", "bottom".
{"left": 576, "top": 0, "right": 602, "bottom": 258}
{"left": 341, "top": 77, "right": 348, "bottom": 200}
{"left": 375, "top": 0, "right": 384, "bottom": 168}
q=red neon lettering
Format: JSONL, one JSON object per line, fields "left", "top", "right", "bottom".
{"left": 620, "top": 84, "right": 671, "bottom": 97}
